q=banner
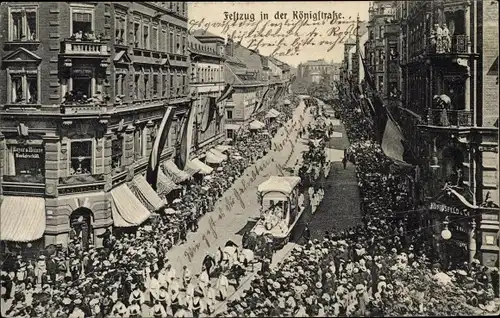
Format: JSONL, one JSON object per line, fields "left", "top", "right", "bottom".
{"left": 146, "top": 106, "right": 175, "bottom": 190}
{"left": 216, "top": 84, "right": 235, "bottom": 104}
{"left": 176, "top": 100, "right": 196, "bottom": 170}
{"left": 201, "top": 97, "right": 217, "bottom": 133}
{"left": 253, "top": 86, "right": 271, "bottom": 114}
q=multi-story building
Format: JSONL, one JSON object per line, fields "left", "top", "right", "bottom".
{"left": 365, "top": 1, "right": 397, "bottom": 96}
{"left": 0, "top": 2, "right": 191, "bottom": 250}
{"left": 188, "top": 32, "right": 226, "bottom": 151}
{"left": 399, "top": 0, "right": 499, "bottom": 267}
{"left": 297, "top": 59, "right": 341, "bottom": 84}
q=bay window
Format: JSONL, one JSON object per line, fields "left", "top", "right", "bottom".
{"left": 70, "top": 140, "right": 92, "bottom": 175}
{"left": 111, "top": 137, "right": 123, "bottom": 172}
{"left": 8, "top": 66, "right": 39, "bottom": 104}
{"left": 9, "top": 6, "right": 38, "bottom": 41}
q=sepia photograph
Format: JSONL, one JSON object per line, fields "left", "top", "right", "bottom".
{"left": 0, "top": 1, "right": 499, "bottom": 317}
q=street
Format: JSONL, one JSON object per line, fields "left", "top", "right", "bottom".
{"left": 166, "top": 99, "right": 313, "bottom": 274}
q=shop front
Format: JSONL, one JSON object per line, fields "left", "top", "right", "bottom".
{"left": 426, "top": 186, "right": 479, "bottom": 269}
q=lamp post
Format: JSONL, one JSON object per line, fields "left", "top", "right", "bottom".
{"left": 441, "top": 216, "right": 452, "bottom": 269}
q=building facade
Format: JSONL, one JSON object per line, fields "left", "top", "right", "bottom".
{"left": 297, "top": 59, "right": 341, "bottom": 84}
{"left": 398, "top": 0, "right": 499, "bottom": 267}
{"left": 0, "top": 1, "right": 190, "bottom": 249}
{"left": 188, "top": 32, "right": 226, "bottom": 151}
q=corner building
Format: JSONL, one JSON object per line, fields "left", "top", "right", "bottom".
{"left": 0, "top": 2, "right": 190, "bottom": 250}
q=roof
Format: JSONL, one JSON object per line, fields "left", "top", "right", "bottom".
{"left": 191, "top": 29, "right": 225, "bottom": 42}
{"left": 258, "top": 176, "right": 301, "bottom": 195}
{"left": 188, "top": 34, "right": 221, "bottom": 57}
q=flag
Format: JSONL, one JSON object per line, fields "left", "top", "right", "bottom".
{"left": 176, "top": 100, "right": 196, "bottom": 170}
{"left": 146, "top": 106, "right": 175, "bottom": 190}
{"left": 201, "top": 97, "right": 217, "bottom": 133}
{"left": 216, "top": 83, "right": 235, "bottom": 104}
{"left": 253, "top": 86, "right": 271, "bottom": 114}
{"left": 359, "top": 52, "right": 376, "bottom": 92}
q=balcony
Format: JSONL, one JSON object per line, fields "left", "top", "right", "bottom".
{"left": 424, "top": 109, "right": 473, "bottom": 128}
{"left": 60, "top": 39, "right": 110, "bottom": 58}
{"left": 426, "top": 34, "right": 479, "bottom": 61}
{"left": 61, "top": 102, "right": 107, "bottom": 115}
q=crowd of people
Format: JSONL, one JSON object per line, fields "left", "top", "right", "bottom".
{"left": 0, "top": 95, "right": 300, "bottom": 317}
{"left": 220, "top": 97, "right": 499, "bottom": 317}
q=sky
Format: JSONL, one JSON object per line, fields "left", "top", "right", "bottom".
{"left": 188, "top": 1, "right": 370, "bottom": 67}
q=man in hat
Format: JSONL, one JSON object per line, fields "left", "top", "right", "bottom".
{"left": 111, "top": 300, "right": 128, "bottom": 317}
{"left": 129, "top": 287, "right": 145, "bottom": 306}
{"left": 151, "top": 301, "right": 167, "bottom": 318}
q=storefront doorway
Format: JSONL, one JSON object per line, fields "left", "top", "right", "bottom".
{"left": 69, "top": 208, "right": 93, "bottom": 250}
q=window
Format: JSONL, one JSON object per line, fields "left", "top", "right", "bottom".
{"left": 227, "top": 129, "right": 234, "bottom": 139}
{"left": 170, "top": 74, "right": 174, "bottom": 95}
{"left": 111, "top": 137, "right": 123, "bottom": 171}
{"left": 70, "top": 141, "right": 92, "bottom": 175}
{"left": 71, "top": 9, "right": 94, "bottom": 39}
{"left": 182, "top": 74, "right": 186, "bottom": 94}
{"left": 143, "top": 24, "right": 150, "bottom": 49}
{"left": 378, "top": 75, "right": 384, "bottom": 91}
{"left": 161, "top": 27, "right": 167, "bottom": 51}
{"left": 115, "top": 14, "right": 127, "bottom": 44}
{"left": 3, "top": 145, "right": 45, "bottom": 182}
{"left": 8, "top": 67, "right": 39, "bottom": 104}
{"left": 177, "top": 74, "right": 181, "bottom": 95}
{"left": 163, "top": 74, "right": 169, "bottom": 97}
{"left": 152, "top": 73, "right": 159, "bottom": 97}
{"left": 176, "top": 31, "right": 181, "bottom": 54}
{"left": 182, "top": 35, "right": 186, "bottom": 55}
{"left": 169, "top": 30, "right": 174, "bottom": 53}
{"left": 134, "top": 128, "right": 143, "bottom": 160}
{"left": 135, "top": 74, "right": 141, "bottom": 99}
{"left": 115, "top": 73, "right": 126, "bottom": 97}
{"left": 144, "top": 73, "right": 150, "bottom": 99}
{"left": 134, "top": 21, "right": 141, "bottom": 48}
{"left": 226, "top": 110, "right": 233, "bottom": 119}
{"left": 152, "top": 25, "right": 158, "bottom": 51}
{"left": 9, "top": 6, "right": 38, "bottom": 41}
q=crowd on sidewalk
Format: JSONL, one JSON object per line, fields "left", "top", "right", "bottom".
{"left": 0, "top": 96, "right": 299, "bottom": 318}
{"left": 220, "top": 98, "right": 500, "bottom": 317}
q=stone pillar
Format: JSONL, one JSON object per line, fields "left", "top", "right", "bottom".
{"left": 479, "top": 208, "right": 500, "bottom": 268}
{"left": 124, "top": 124, "right": 135, "bottom": 181}
{"left": 43, "top": 136, "right": 60, "bottom": 198}
{"left": 469, "top": 218, "right": 477, "bottom": 264}
{"left": 103, "top": 132, "right": 113, "bottom": 192}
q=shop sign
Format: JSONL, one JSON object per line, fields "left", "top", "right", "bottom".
{"left": 12, "top": 146, "right": 44, "bottom": 159}
{"left": 429, "top": 201, "right": 464, "bottom": 216}
{"left": 73, "top": 68, "right": 93, "bottom": 77}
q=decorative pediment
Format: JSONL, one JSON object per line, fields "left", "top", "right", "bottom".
{"left": 113, "top": 50, "right": 132, "bottom": 65}
{"left": 2, "top": 47, "right": 42, "bottom": 64}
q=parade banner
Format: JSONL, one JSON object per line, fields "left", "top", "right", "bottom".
{"left": 146, "top": 106, "right": 175, "bottom": 190}
{"left": 216, "top": 83, "right": 235, "bottom": 104}
{"left": 201, "top": 96, "right": 217, "bottom": 133}
{"left": 176, "top": 100, "right": 196, "bottom": 170}
{"left": 252, "top": 86, "right": 271, "bottom": 115}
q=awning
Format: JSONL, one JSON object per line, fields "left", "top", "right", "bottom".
{"left": 215, "top": 145, "right": 232, "bottom": 153}
{"left": 225, "top": 124, "right": 241, "bottom": 130}
{"left": 163, "top": 160, "right": 191, "bottom": 183}
{"left": 184, "top": 161, "right": 201, "bottom": 177}
{"left": 157, "top": 169, "right": 182, "bottom": 196}
{"left": 210, "top": 148, "right": 228, "bottom": 161}
{"left": 205, "top": 148, "right": 227, "bottom": 164}
{"left": 249, "top": 120, "right": 265, "bottom": 130}
{"left": 110, "top": 184, "right": 151, "bottom": 227}
{"left": 130, "top": 175, "right": 165, "bottom": 212}
{"left": 265, "top": 108, "right": 281, "bottom": 118}
{"left": 1, "top": 196, "right": 46, "bottom": 242}
{"left": 189, "top": 158, "right": 214, "bottom": 174}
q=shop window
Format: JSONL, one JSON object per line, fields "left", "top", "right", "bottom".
{"left": 3, "top": 145, "right": 45, "bottom": 183}
{"left": 70, "top": 141, "right": 92, "bottom": 175}
{"left": 71, "top": 9, "right": 95, "bottom": 40}
{"left": 115, "top": 14, "right": 127, "bottom": 44}
{"left": 9, "top": 6, "right": 38, "bottom": 41}
{"left": 8, "top": 67, "right": 39, "bottom": 104}
{"left": 111, "top": 137, "right": 123, "bottom": 171}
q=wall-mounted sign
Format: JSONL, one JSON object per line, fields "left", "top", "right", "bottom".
{"left": 73, "top": 68, "right": 93, "bottom": 77}
{"left": 429, "top": 201, "right": 463, "bottom": 215}
{"left": 12, "top": 146, "right": 44, "bottom": 159}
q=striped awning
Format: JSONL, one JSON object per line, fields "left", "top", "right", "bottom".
{"left": 205, "top": 148, "right": 228, "bottom": 164}
{"left": 110, "top": 184, "right": 151, "bottom": 227}
{"left": 157, "top": 169, "right": 182, "bottom": 196}
{"left": 184, "top": 161, "right": 201, "bottom": 177}
{"left": 163, "top": 160, "right": 190, "bottom": 183}
{"left": 130, "top": 175, "right": 165, "bottom": 212}
{"left": 1, "top": 196, "right": 46, "bottom": 242}
{"left": 249, "top": 120, "right": 265, "bottom": 130}
{"left": 189, "top": 158, "right": 214, "bottom": 174}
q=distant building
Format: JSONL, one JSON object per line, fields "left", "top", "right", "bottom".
{"left": 297, "top": 59, "right": 341, "bottom": 84}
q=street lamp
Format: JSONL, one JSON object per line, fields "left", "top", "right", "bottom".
{"left": 441, "top": 216, "right": 452, "bottom": 240}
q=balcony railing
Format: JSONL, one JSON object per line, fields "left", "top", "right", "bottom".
{"left": 61, "top": 103, "right": 107, "bottom": 115}
{"left": 61, "top": 40, "right": 109, "bottom": 55}
{"left": 427, "top": 34, "right": 470, "bottom": 55}
{"left": 2, "top": 182, "right": 45, "bottom": 196}
{"left": 426, "top": 109, "right": 472, "bottom": 127}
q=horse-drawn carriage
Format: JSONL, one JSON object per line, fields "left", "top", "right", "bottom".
{"left": 244, "top": 176, "right": 305, "bottom": 252}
